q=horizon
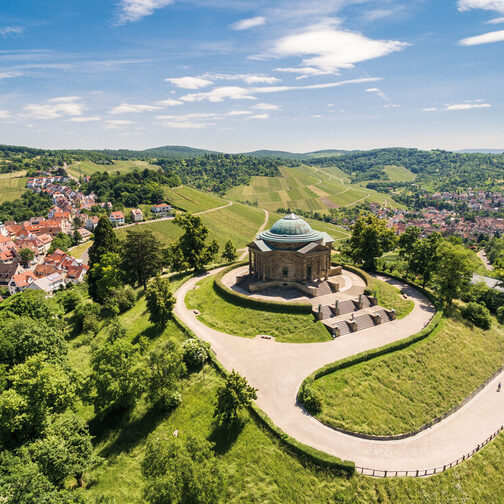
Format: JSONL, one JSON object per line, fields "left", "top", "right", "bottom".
{"left": 1, "top": 1, "right": 504, "bottom": 151}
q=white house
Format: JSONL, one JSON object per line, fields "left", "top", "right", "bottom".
{"left": 109, "top": 211, "right": 125, "bottom": 226}
{"left": 26, "top": 272, "right": 65, "bottom": 294}
{"left": 131, "top": 208, "right": 144, "bottom": 222}
{"left": 151, "top": 203, "right": 173, "bottom": 217}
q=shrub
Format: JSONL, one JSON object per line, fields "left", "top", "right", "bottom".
{"left": 497, "top": 306, "right": 504, "bottom": 325}
{"left": 182, "top": 338, "right": 208, "bottom": 369}
{"left": 58, "top": 289, "right": 82, "bottom": 313}
{"left": 301, "top": 386, "right": 322, "bottom": 414}
{"left": 461, "top": 302, "right": 492, "bottom": 330}
{"left": 73, "top": 302, "right": 101, "bottom": 333}
{"left": 110, "top": 285, "right": 136, "bottom": 313}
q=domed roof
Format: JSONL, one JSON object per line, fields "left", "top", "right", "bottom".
{"left": 258, "top": 213, "right": 324, "bottom": 243}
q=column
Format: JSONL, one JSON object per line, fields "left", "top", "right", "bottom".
{"left": 325, "top": 253, "right": 329, "bottom": 280}
{"left": 249, "top": 251, "right": 252, "bottom": 275}
{"left": 318, "top": 255, "right": 322, "bottom": 282}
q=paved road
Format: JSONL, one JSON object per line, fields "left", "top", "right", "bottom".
{"left": 174, "top": 270, "right": 504, "bottom": 474}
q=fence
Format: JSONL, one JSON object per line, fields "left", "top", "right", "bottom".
{"left": 356, "top": 425, "right": 504, "bottom": 478}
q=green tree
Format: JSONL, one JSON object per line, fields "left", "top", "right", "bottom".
{"left": 409, "top": 232, "right": 443, "bottom": 287}
{"left": 433, "top": 241, "right": 478, "bottom": 305}
{"left": 398, "top": 226, "right": 421, "bottom": 273}
{"left": 0, "top": 289, "right": 62, "bottom": 322}
{"left": 142, "top": 433, "right": 226, "bottom": 504}
{"left": 0, "top": 353, "right": 77, "bottom": 441}
{"left": 214, "top": 370, "right": 257, "bottom": 423}
{"left": 88, "top": 216, "right": 119, "bottom": 268}
{"left": 145, "top": 276, "right": 175, "bottom": 326}
{"left": 348, "top": 215, "right": 397, "bottom": 270}
{"left": 169, "top": 213, "right": 220, "bottom": 272}
{"left": 88, "top": 339, "right": 146, "bottom": 413}
{"left": 19, "top": 248, "right": 35, "bottom": 267}
{"left": 221, "top": 240, "right": 237, "bottom": 263}
{"left": 48, "top": 233, "right": 73, "bottom": 253}
{"left": 72, "top": 230, "right": 82, "bottom": 246}
{"left": 146, "top": 340, "right": 185, "bottom": 410}
{"left": 121, "top": 229, "right": 164, "bottom": 288}
{"left": 88, "top": 252, "right": 123, "bottom": 303}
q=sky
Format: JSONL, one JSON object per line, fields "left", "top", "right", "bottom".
{"left": 0, "top": 0, "right": 504, "bottom": 152}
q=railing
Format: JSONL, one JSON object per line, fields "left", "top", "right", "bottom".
{"left": 356, "top": 426, "right": 504, "bottom": 478}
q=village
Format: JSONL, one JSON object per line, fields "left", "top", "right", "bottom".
{"left": 0, "top": 174, "right": 173, "bottom": 298}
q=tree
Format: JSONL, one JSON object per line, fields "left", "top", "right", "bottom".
{"left": 182, "top": 339, "right": 208, "bottom": 370}
{"left": 433, "top": 241, "right": 478, "bottom": 305}
{"left": 146, "top": 340, "right": 185, "bottom": 410}
{"left": 19, "top": 248, "right": 35, "bottom": 267}
{"left": 121, "top": 229, "right": 164, "bottom": 288}
{"left": 145, "top": 276, "right": 175, "bottom": 326}
{"left": 0, "top": 289, "right": 62, "bottom": 322}
{"left": 0, "top": 353, "right": 77, "bottom": 441}
{"left": 88, "top": 252, "right": 123, "bottom": 303}
{"left": 214, "top": 370, "right": 257, "bottom": 423}
{"left": 409, "top": 232, "right": 442, "bottom": 287}
{"left": 28, "top": 413, "right": 100, "bottom": 488}
{"left": 221, "top": 240, "right": 237, "bottom": 263}
{"left": 88, "top": 339, "right": 146, "bottom": 413}
{"left": 48, "top": 233, "right": 73, "bottom": 253}
{"left": 348, "top": 215, "right": 397, "bottom": 270}
{"left": 142, "top": 433, "right": 226, "bottom": 504}
{"left": 169, "top": 213, "right": 220, "bottom": 272}
{"left": 398, "top": 226, "right": 421, "bottom": 273}
{"left": 88, "top": 216, "right": 119, "bottom": 268}
{"left": 72, "top": 230, "right": 82, "bottom": 246}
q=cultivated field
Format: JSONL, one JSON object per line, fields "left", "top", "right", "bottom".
{"left": 384, "top": 165, "right": 416, "bottom": 182}
{"left": 0, "top": 174, "right": 28, "bottom": 203}
{"left": 66, "top": 160, "right": 159, "bottom": 178}
{"left": 163, "top": 185, "right": 225, "bottom": 214}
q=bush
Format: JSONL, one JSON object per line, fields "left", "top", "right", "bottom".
{"left": 301, "top": 386, "right": 322, "bottom": 414}
{"left": 73, "top": 302, "right": 101, "bottom": 333}
{"left": 497, "top": 306, "right": 504, "bottom": 325}
{"left": 461, "top": 302, "right": 492, "bottom": 330}
{"left": 58, "top": 289, "right": 82, "bottom": 313}
{"left": 182, "top": 338, "right": 208, "bottom": 369}
{"left": 110, "top": 285, "right": 136, "bottom": 313}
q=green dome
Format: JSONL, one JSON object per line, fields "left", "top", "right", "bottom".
{"left": 258, "top": 213, "right": 323, "bottom": 243}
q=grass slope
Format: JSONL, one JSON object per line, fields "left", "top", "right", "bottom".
{"left": 164, "top": 185, "right": 225, "bottom": 213}
{"left": 0, "top": 174, "right": 28, "bottom": 203}
{"left": 66, "top": 160, "right": 159, "bottom": 178}
{"left": 312, "top": 314, "right": 504, "bottom": 436}
{"left": 384, "top": 165, "right": 416, "bottom": 182}
{"left": 186, "top": 275, "right": 331, "bottom": 343}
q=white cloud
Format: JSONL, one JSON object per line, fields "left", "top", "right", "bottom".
{"left": 422, "top": 101, "right": 492, "bottom": 111}
{"left": 422, "top": 107, "right": 437, "bottom": 112}
{"left": 0, "top": 110, "right": 11, "bottom": 119}
{"left": 459, "top": 29, "right": 504, "bottom": 45}
{"left": 103, "top": 119, "right": 136, "bottom": 129}
{"left": 458, "top": 0, "right": 504, "bottom": 13}
{"left": 227, "top": 110, "right": 253, "bottom": 116}
{"left": 109, "top": 103, "right": 162, "bottom": 114}
{"left": 269, "top": 23, "right": 408, "bottom": 74}
{"left": 248, "top": 113, "right": 270, "bottom": 120}
{"left": 231, "top": 16, "right": 266, "bottom": 30}
{"left": 156, "top": 113, "right": 218, "bottom": 120}
{"left": 275, "top": 66, "right": 331, "bottom": 78}
{"left": 118, "top": 0, "right": 173, "bottom": 24}
{"left": 165, "top": 76, "right": 213, "bottom": 89}
{"left": 253, "top": 103, "right": 281, "bottom": 111}
{"left": 180, "top": 86, "right": 257, "bottom": 102}
{"left": 487, "top": 16, "right": 504, "bottom": 22}
{"left": 366, "top": 87, "right": 396, "bottom": 105}
{"left": 0, "top": 27, "right": 24, "bottom": 38}
{"left": 203, "top": 73, "right": 281, "bottom": 84}
{"left": 22, "top": 96, "right": 85, "bottom": 119}
{"left": 68, "top": 116, "right": 101, "bottom": 122}
{"left": 156, "top": 98, "right": 183, "bottom": 106}
{"left": 159, "top": 121, "right": 214, "bottom": 129}
{"left": 253, "top": 77, "right": 382, "bottom": 94}
{"left": 0, "top": 71, "right": 23, "bottom": 80}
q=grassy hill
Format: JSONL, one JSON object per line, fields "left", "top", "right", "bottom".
{"left": 66, "top": 159, "right": 160, "bottom": 178}
{"left": 142, "top": 145, "right": 220, "bottom": 158}
{"left": 0, "top": 172, "right": 28, "bottom": 203}
{"left": 226, "top": 165, "right": 400, "bottom": 213}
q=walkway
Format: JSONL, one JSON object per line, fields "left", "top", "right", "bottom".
{"left": 174, "top": 270, "right": 504, "bottom": 474}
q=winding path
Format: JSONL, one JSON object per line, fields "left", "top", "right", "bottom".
{"left": 174, "top": 270, "right": 504, "bottom": 475}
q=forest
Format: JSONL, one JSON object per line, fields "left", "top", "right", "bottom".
{"left": 0, "top": 192, "right": 53, "bottom": 223}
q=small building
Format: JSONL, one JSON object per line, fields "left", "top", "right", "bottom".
{"left": 109, "top": 211, "right": 125, "bottom": 227}
{"left": 8, "top": 271, "right": 36, "bottom": 296}
{"left": 131, "top": 208, "right": 144, "bottom": 222}
{"left": 151, "top": 203, "right": 173, "bottom": 217}
{"left": 26, "top": 272, "right": 65, "bottom": 294}
{"left": 247, "top": 213, "right": 335, "bottom": 292}
{"left": 0, "top": 263, "right": 21, "bottom": 289}
{"left": 85, "top": 215, "right": 100, "bottom": 231}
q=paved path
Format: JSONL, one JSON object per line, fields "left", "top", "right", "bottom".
{"left": 175, "top": 270, "right": 504, "bottom": 474}
{"left": 477, "top": 249, "right": 494, "bottom": 271}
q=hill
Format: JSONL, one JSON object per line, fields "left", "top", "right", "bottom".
{"left": 141, "top": 145, "right": 220, "bottom": 158}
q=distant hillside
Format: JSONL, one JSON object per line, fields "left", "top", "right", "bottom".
{"left": 241, "top": 150, "right": 307, "bottom": 160}
{"left": 142, "top": 145, "right": 220, "bottom": 158}
{"left": 456, "top": 149, "right": 504, "bottom": 154}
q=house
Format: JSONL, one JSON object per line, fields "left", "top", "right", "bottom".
{"left": 85, "top": 216, "right": 100, "bottom": 231}
{"left": 26, "top": 272, "right": 65, "bottom": 294}
{"left": 8, "top": 271, "right": 36, "bottom": 296}
{"left": 131, "top": 208, "right": 144, "bottom": 222}
{"left": 0, "top": 222, "right": 8, "bottom": 237}
{"left": 151, "top": 203, "right": 173, "bottom": 217}
{"left": 0, "top": 263, "right": 21, "bottom": 289}
{"left": 76, "top": 228, "right": 92, "bottom": 241}
{"left": 65, "top": 264, "right": 89, "bottom": 283}
{"left": 109, "top": 211, "right": 125, "bottom": 227}
{"left": 33, "top": 263, "right": 59, "bottom": 279}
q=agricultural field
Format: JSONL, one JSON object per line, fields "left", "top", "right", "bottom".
{"left": 226, "top": 165, "right": 401, "bottom": 213}
{"left": 0, "top": 174, "right": 28, "bottom": 203}
{"left": 312, "top": 313, "right": 504, "bottom": 436}
{"left": 163, "top": 185, "right": 226, "bottom": 214}
{"left": 186, "top": 275, "right": 331, "bottom": 343}
{"left": 66, "top": 160, "right": 159, "bottom": 178}
{"left": 384, "top": 165, "right": 417, "bottom": 182}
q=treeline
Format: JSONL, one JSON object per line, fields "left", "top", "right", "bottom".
{"left": 308, "top": 148, "right": 504, "bottom": 189}
{"left": 81, "top": 169, "right": 181, "bottom": 207}
{"left": 155, "top": 154, "right": 282, "bottom": 193}
{"left": 0, "top": 192, "right": 53, "bottom": 222}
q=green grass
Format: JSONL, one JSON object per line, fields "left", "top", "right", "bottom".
{"left": 66, "top": 160, "right": 159, "bottom": 178}
{"left": 164, "top": 185, "right": 226, "bottom": 213}
{"left": 365, "top": 274, "right": 415, "bottom": 319}
{"left": 185, "top": 275, "right": 331, "bottom": 343}
{"left": 312, "top": 314, "right": 504, "bottom": 436}
{"left": 69, "top": 242, "right": 91, "bottom": 259}
{"left": 384, "top": 165, "right": 416, "bottom": 182}
{"left": 0, "top": 175, "right": 28, "bottom": 203}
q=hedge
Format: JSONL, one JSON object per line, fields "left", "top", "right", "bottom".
{"left": 172, "top": 312, "right": 355, "bottom": 476}
{"left": 213, "top": 263, "right": 313, "bottom": 314}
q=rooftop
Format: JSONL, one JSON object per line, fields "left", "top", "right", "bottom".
{"left": 257, "top": 213, "right": 325, "bottom": 243}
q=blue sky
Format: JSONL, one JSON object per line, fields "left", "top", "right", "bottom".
{"left": 0, "top": 0, "right": 504, "bottom": 152}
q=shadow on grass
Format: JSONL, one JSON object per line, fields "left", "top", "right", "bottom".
{"left": 132, "top": 322, "right": 166, "bottom": 343}
{"left": 208, "top": 417, "right": 245, "bottom": 455}
{"left": 89, "top": 403, "right": 171, "bottom": 458}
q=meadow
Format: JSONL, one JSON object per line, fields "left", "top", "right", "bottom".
{"left": 66, "top": 160, "right": 159, "bottom": 178}
{"left": 312, "top": 313, "right": 504, "bottom": 436}
{"left": 0, "top": 174, "right": 28, "bottom": 203}
{"left": 163, "top": 185, "right": 226, "bottom": 213}
{"left": 384, "top": 165, "right": 417, "bottom": 182}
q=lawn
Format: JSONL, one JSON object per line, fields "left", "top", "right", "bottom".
{"left": 312, "top": 314, "right": 504, "bottom": 436}
{"left": 185, "top": 275, "right": 331, "bottom": 343}
{"left": 69, "top": 241, "right": 92, "bottom": 260}
{"left": 0, "top": 174, "right": 28, "bottom": 203}
{"left": 365, "top": 273, "right": 415, "bottom": 319}
{"left": 64, "top": 276, "right": 504, "bottom": 504}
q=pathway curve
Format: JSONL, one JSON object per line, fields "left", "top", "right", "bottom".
{"left": 174, "top": 270, "right": 504, "bottom": 474}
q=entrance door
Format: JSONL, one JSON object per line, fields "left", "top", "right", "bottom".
{"left": 306, "top": 265, "right": 312, "bottom": 281}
